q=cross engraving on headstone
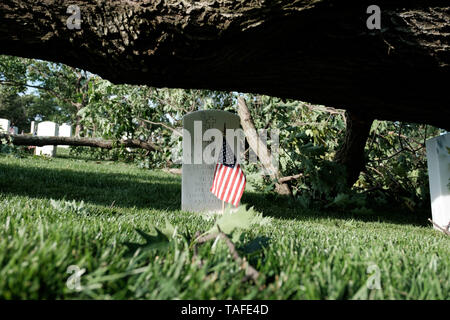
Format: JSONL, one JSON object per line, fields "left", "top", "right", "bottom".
{"left": 204, "top": 116, "right": 217, "bottom": 143}
{"left": 205, "top": 117, "right": 216, "bottom": 129}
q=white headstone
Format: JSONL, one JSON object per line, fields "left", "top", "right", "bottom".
{"left": 58, "top": 123, "right": 72, "bottom": 148}
{"left": 182, "top": 110, "right": 242, "bottom": 212}
{"left": 426, "top": 132, "right": 450, "bottom": 232}
{"left": 30, "top": 121, "right": 36, "bottom": 135}
{"left": 122, "top": 133, "right": 133, "bottom": 152}
{"left": 35, "top": 121, "right": 59, "bottom": 157}
{"left": 0, "top": 119, "right": 10, "bottom": 133}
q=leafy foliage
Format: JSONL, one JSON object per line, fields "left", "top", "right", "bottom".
{"left": 363, "top": 122, "right": 442, "bottom": 211}
{"left": 205, "top": 205, "right": 266, "bottom": 235}
{"left": 242, "top": 96, "right": 444, "bottom": 211}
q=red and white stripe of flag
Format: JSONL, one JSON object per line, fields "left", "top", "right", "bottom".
{"left": 210, "top": 163, "right": 246, "bottom": 207}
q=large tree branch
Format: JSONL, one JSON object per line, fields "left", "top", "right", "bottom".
{"left": 0, "top": 133, "right": 160, "bottom": 152}
{"left": 193, "top": 226, "right": 260, "bottom": 282}
{"left": 0, "top": 1, "right": 449, "bottom": 129}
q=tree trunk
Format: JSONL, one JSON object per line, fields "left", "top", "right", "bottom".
{"left": 334, "top": 111, "right": 373, "bottom": 187}
{"left": 237, "top": 97, "right": 291, "bottom": 195}
{"left": 0, "top": 1, "right": 449, "bottom": 130}
{"left": 74, "top": 115, "right": 83, "bottom": 137}
{"left": 0, "top": 133, "right": 160, "bottom": 152}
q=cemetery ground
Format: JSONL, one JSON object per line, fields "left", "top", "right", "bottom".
{"left": 0, "top": 150, "right": 448, "bottom": 300}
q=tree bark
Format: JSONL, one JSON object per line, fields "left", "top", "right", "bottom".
{"left": 0, "top": 1, "right": 449, "bottom": 130}
{"left": 278, "top": 174, "right": 303, "bottom": 184}
{"left": 0, "top": 133, "right": 160, "bottom": 152}
{"left": 334, "top": 111, "right": 374, "bottom": 187}
{"left": 237, "top": 97, "right": 291, "bottom": 195}
{"left": 74, "top": 115, "right": 83, "bottom": 137}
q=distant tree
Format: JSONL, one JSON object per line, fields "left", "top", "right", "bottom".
{"left": 0, "top": 55, "right": 92, "bottom": 135}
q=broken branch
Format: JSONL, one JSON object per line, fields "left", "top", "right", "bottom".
{"left": 193, "top": 226, "right": 260, "bottom": 282}
{"left": 278, "top": 173, "right": 303, "bottom": 184}
{"left": 216, "top": 225, "right": 260, "bottom": 282}
{"left": 428, "top": 219, "right": 450, "bottom": 236}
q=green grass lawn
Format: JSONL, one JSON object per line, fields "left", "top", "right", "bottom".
{"left": 0, "top": 150, "right": 448, "bottom": 299}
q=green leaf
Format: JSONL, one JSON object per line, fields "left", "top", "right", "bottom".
{"left": 205, "top": 205, "right": 265, "bottom": 236}
{"left": 160, "top": 219, "right": 176, "bottom": 239}
{"left": 123, "top": 228, "right": 170, "bottom": 255}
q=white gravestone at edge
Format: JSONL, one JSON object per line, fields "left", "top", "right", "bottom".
{"left": 0, "top": 119, "right": 10, "bottom": 133}
{"left": 36, "top": 121, "right": 59, "bottom": 157}
{"left": 182, "top": 110, "right": 242, "bottom": 213}
{"left": 426, "top": 132, "right": 450, "bottom": 231}
{"left": 30, "top": 121, "right": 36, "bottom": 135}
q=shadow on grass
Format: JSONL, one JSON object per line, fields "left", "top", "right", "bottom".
{"left": 0, "top": 159, "right": 429, "bottom": 226}
{"left": 0, "top": 162, "right": 181, "bottom": 211}
{"left": 242, "top": 191, "right": 431, "bottom": 227}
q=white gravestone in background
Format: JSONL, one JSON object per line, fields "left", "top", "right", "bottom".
{"left": 0, "top": 119, "right": 10, "bottom": 133}
{"left": 182, "top": 110, "right": 242, "bottom": 213}
{"left": 58, "top": 123, "right": 72, "bottom": 148}
{"left": 30, "top": 121, "right": 36, "bottom": 135}
{"left": 426, "top": 133, "right": 450, "bottom": 232}
{"left": 36, "top": 121, "right": 59, "bottom": 157}
{"left": 121, "top": 133, "right": 133, "bottom": 152}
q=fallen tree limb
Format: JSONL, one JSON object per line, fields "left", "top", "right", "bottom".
{"left": 193, "top": 226, "right": 260, "bottom": 282}
{"left": 237, "top": 96, "right": 291, "bottom": 195}
{"left": 0, "top": 133, "right": 160, "bottom": 152}
{"left": 216, "top": 225, "right": 260, "bottom": 282}
{"left": 428, "top": 219, "right": 450, "bottom": 236}
{"left": 195, "top": 232, "right": 221, "bottom": 245}
{"left": 278, "top": 174, "right": 303, "bottom": 184}
{"left": 192, "top": 231, "right": 205, "bottom": 267}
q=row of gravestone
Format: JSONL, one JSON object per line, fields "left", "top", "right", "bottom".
{"left": 32, "top": 121, "right": 73, "bottom": 156}
{"left": 0, "top": 119, "right": 72, "bottom": 157}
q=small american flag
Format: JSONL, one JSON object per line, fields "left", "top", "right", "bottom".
{"left": 210, "top": 134, "right": 246, "bottom": 207}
